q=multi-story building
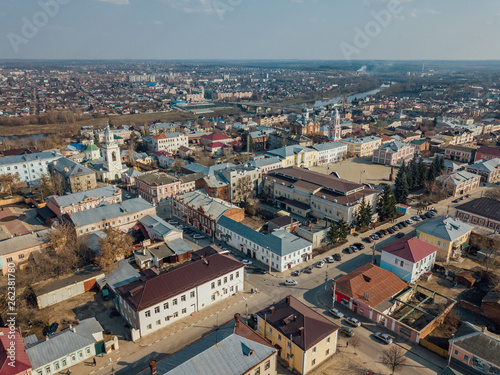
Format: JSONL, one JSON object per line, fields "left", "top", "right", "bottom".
{"left": 466, "top": 158, "right": 500, "bottom": 183}
{"left": 0, "top": 150, "right": 62, "bottom": 186}
{"left": 48, "top": 157, "right": 98, "bottom": 193}
{"left": 409, "top": 139, "right": 429, "bottom": 156}
{"left": 148, "top": 314, "right": 278, "bottom": 375}
{"left": 250, "top": 156, "right": 283, "bottom": 174}
{"left": 290, "top": 121, "right": 320, "bottom": 136}
{"left": 249, "top": 130, "right": 271, "bottom": 151}
{"left": 340, "top": 136, "right": 382, "bottom": 157}
{"left": 220, "top": 164, "right": 262, "bottom": 204}
{"left": 416, "top": 216, "right": 474, "bottom": 262}
{"left": 266, "top": 146, "right": 318, "bottom": 169}
{"left": 372, "top": 141, "right": 415, "bottom": 166}
{"left": 64, "top": 198, "right": 156, "bottom": 236}
{"left": 217, "top": 216, "right": 312, "bottom": 272}
{"left": 455, "top": 197, "right": 500, "bottom": 231}
{"left": 254, "top": 296, "right": 339, "bottom": 375}
{"left": 474, "top": 145, "right": 500, "bottom": 162}
{"left": 310, "top": 142, "right": 348, "bottom": 165}
{"left": 178, "top": 172, "right": 204, "bottom": 193}
{"left": 173, "top": 190, "right": 244, "bottom": 238}
{"left": 150, "top": 133, "right": 189, "bottom": 153}
{"left": 255, "top": 114, "right": 286, "bottom": 126}
{"left": 436, "top": 171, "right": 481, "bottom": 197}
{"left": 0, "top": 228, "right": 52, "bottom": 275}
{"left": 116, "top": 251, "right": 245, "bottom": 338}
{"left": 46, "top": 186, "right": 122, "bottom": 220}
{"left": 444, "top": 145, "right": 477, "bottom": 163}
{"left": 380, "top": 236, "right": 438, "bottom": 283}
{"left": 25, "top": 318, "right": 104, "bottom": 375}
{"left": 213, "top": 91, "right": 252, "bottom": 100}
{"left": 263, "top": 167, "right": 379, "bottom": 225}
{"left": 135, "top": 173, "right": 181, "bottom": 205}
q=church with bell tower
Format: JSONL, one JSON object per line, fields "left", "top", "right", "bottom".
{"left": 328, "top": 109, "right": 342, "bottom": 141}
{"left": 86, "top": 123, "right": 125, "bottom": 182}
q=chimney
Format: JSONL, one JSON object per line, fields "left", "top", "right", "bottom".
{"left": 299, "top": 327, "right": 304, "bottom": 336}
{"left": 270, "top": 306, "right": 275, "bottom": 315}
{"left": 234, "top": 313, "right": 241, "bottom": 328}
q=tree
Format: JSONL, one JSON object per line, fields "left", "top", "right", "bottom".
{"left": 357, "top": 196, "right": 373, "bottom": 228}
{"left": 337, "top": 219, "right": 348, "bottom": 241}
{"left": 378, "top": 184, "right": 397, "bottom": 221}
{"left": 0, "top": 173, "right": 22, "bottom": 195}
{"left": 408, "top": 158, "right": 418, "bottom": 189}
{"left": 172, "top": 159, "right": 185, "bottom": 175}
{"left": 327, "top": 221, "right": 340, "bottom": 244}
{"left": 417, "top": 157, "right": 427, "bottom": 187}
{"left": 380, "top": 346, "right": 408, "bottom": 374}
{"left": 234, "top": 176, "right": 254, "bottom": 206}
{"left": 485, "top": 187, "right": 500, "bottom": 201}
{"left": 394, "top": 163, "right": 409, "bottom": 204}
{"left": 350, "top": 336, "right": 361, "bottom": 355}
{"left": 96, "top": 228, "right": 134, "bottom": 273}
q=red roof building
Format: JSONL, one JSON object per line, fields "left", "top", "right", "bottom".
{"left": 474, "top": 145, "right": 500, "bottom": 162}
{"left": 200, "top": 133, "right": 233, "bottom": 146}
{"left": 0, "top": 329, "right": 32, "bottom": 375}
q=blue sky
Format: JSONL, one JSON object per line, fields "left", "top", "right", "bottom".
{"left": 0, "top": 0, "right": 499, "bottom": 60}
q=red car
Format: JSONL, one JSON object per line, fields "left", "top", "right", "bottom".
{"left": 364, "top": 236, "right": 374, "bottom": 243}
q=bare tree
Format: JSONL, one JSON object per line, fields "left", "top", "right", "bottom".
{"left": 350, "top": 336, "right": 361, "bottom": 355}
{"left": 96, "top": 228, "right": 134, "bottom": 273}
{"left": 234, "top": 176, "right": 254, "bottom": 205}
{"left": 173, "top": 159, "right": 185, "bottom": 175}
{"left": 485, "top": 187, "right": 500, "bottom": 201}
{"left": 380, "top": 346, "right": 408, "bottom": 375}
{"left": 0, "top": 173, "right": 22, "bottom": 195}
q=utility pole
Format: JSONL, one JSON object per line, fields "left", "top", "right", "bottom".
{"left": 372, "top": 242, "right": 376, "bottom": 265}
{"left": 325, "top": 265, "right": 329, "bottom": 290}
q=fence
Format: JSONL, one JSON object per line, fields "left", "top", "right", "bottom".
{"left": 420, "top": 338, "right": 448, "bottom": 358}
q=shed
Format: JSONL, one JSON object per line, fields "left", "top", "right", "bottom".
{"left": 34, "top": 266, "right": 105, "bottom": 309}
{"left": 396, "top": 203, "right": 411, "bottom": 214}
{"left": 454, "top": 270, "right": 477, "bottom": 288}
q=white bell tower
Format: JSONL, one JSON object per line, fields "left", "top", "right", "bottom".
{"left": 328, "top": 109, "right": 342, "bottom": 141}
{"left": 102, "top": 123, "right": 122, "bottom": 179}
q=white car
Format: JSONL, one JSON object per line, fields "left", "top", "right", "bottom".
{"left": 328, "top": 308, "right": 344, "bottom": 318}
{"left": 285, "top": 279, "right": 298, "bottom": 286}
{"left": 374, "top": 332, "right": 393, "bottom": 344}
{"left": 412, "top": 216, "right": 422, "bottom": 221}
{"left": 193, "top": 234, "right": 206, "bottom": 239}
{"left": 242, "top": 259, "right": 253, "bottom": 266}
{"left": 168, "top": 220, "right": 179, "bottom": 225}
{"left": 405, "top": 219, "right": 413, "bottom": 224}
{"left": 316, "top": 261, "right": 325, "bottom": 268}
{"left": 345, "top": 317, "right": 361, "bottom": 327}
{"left": 327, "top": 256, "right": 335, "bottom": 263}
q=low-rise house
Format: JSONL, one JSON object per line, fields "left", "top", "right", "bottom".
{"left": 135, "top": 173, "right": 181, "bottom": 205}
{"left": 0, "top": 328, "right": 32, "bottom": 375}
{"left": 449, "top": 322, "right": 500, "bottom": 375}
{"left": 173, "top": 190, "right": 244, "bottom": 238}
{"left": 455, "top": 197, "right": 500, "bottom": 231}
{"left": 195, "top": 175, "right": 229, "bottom": 201}
{"left": 436, "top": 171, "right": 481, "bottom": 197}
{"left": 253, "top": 296, "right": 338, "bottom": 374}
{"left": 63, "top": 198, "right": 156, "bottom": 236}
{"left": 116, "top": 250, "right": 245, "bottom": 338}
{"left": 380, "top": 236, "right": 438, "bottom": 283}
{"left": 25, "top": 318, "right": 104, "bottom": 375}
{"left": 217, "top": 216, "right": 312, "bottom": 272}
{"left": 474, "top": 145, "right": 500, "bottom": 162}
{"left": 466, "top": 158, "right": 500, "bottom": 183}
{"left": 0, "top": 229, "right": 52, "bottom": 275}
{"left": 372, "top": 141, "right": 415, "bottom": 166}
{"left": 266, "top": 146, "right": 318, "bottom": 169}
{"left": 416, "top": 217, "right": 474, "bottom": 262}
{"left": 178, "top": 172, "right": 203, "bottom": 193}
{"left": 267, "top": 216, "right": 300, "bottom": 233}
{"left": 409, "top": 139, "right": 429, "bottom": 156}
{"left": 250, "top": 156, "right": 282, "bottom": 174}
{"left": 310, "top": 142, "right": 348, "bottom": 164}
{"left": 133, "top": 238, "right": 194, "bottom": 269}
{"left": 138, "top": 214, "right": 183, "bottom": 243}
{"left": 140, "top": 314, "right": 278, "bottom": 375}
{"left": 46, "top": 186, "right": 122, "bottom": 220}
{"left": 121, "top": 167, "right": 144, "bottom": 186}
{"left": 339, "top": 136, "right": 382, "bottom": 157}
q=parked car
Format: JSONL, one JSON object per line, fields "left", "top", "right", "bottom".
{"left": 376, "top": 231, "right": 385, "bottom": 238}
{"left": 305, "top": 266, "right": 313, "bottom": 273}
{"left": 333, "top": 253, "right": 342, "bottom": 261}
{"left": 374, "top": 332, "right": 393, "bottom": 344}
{"left": 400, "top": 221, "right": 408, "bottom": 227}
{"left": 429, "top": 210, "right": 436, "bottom": 216}
{"left": 345, "top": 317, "right": 361, "bottom": 327}
{"left": 242, "top": 259, "right": 253, "bottom": 266}
{"left": 124, "top": 194, "right": 131, "bottom": 199}
{"left": 253, "top": 268, "right": 267, "bottom": 274}
{"left": 316, "top": 261, "right": 325, "bottom": 268}
{"left": 292, "top": 269, "right": 304, "bottom": 276}
{"left": 405, "top": 219, "right": 413, "bottom": 224}
{"left": 396, "top": 223, "right": 404, "bottom": 229}
{"left": 340, "top": 327, "right": 354, "bottom": 337}
{"left": 425, "top": 212, "right": 433, "bottom": 218}
{"left": 430, "top": 207, "right": 437, "bottom": 212}
{"left": 46, "top": 322, "right": 59, "bottom": 335}
{"left": 380, "top": 229, "right": 388, "bottom": 235}
{"left": 327, "top": 256, "right": 335, "bottom": 263}
{"left": 396, "top": 232, "right": 405, "bottom": 239}
{"left": 371, "top": 234, "right": 379, "bottom": 240}
{"left": 329, "top": 308, "right": 344, "bottom": 319}
{"left": 193, "top": 234, "right": 206, "bottom": 239}
{"left": 344, "top": 247, "right": 352, "bottom": 253}
{"left": 349, "top": 245, "right": 358, "bottom": 253}
{"left": 420, "top": 214, "right": 427, "bottom": 220}
{"left": 364, "top": 236, "right": 374, "bottom": 243}
{"left": 387, "top": 228, "right": 394, "bottom": 234}
{"left": 465, "top": 194, "right": 471, "bottom": 198}
{"left": 102, "top": 289, "right": 110, "bottom": 301}
{"left": 354, "top": 243, "right": 365, "bottom": 250}
{"left": 284, "top": 279, "right": 298, "bottom": 286}
{"left": 412, "top": 215, "right": 422, "bottom": 221}
{"left": 452, "top": 199, "right": 459, "bottom": 203}
{"left": 177, "top": 225, "right": 187, "bottom": 230}
{"left": 168, "top": 220, "right": 179, "bottom": 225}
{"left": 392, "top": 225, "right": 400, "bottom": 231}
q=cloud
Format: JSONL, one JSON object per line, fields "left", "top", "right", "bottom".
{"left": 94, "top": 0, "right": 130, "bottom": 5}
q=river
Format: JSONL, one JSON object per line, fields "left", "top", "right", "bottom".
{"left": 312, "top": 82, "right": 392, "bottom": 108}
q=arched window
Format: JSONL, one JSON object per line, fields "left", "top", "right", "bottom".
{"left": 112, "top": 152, "right": 117, "bottom": 162}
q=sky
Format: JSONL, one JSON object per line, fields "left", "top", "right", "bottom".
{"left": 0, "top": 0, "right": 499, "bottom": 60}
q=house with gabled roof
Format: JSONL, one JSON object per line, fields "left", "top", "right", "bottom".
{"left": 253, "top": 296, "right": 338, "bottom": 374}
{"left": 0, "top": 328, "right": 32, "bottom": 375}
{"left": 380, "top": 236, "right": 438, "bottom": 282}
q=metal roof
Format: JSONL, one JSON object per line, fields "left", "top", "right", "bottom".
{"left": 49, "top": 157, "right": 96, "bottom": 177}
{"left": 0, "top": 228, "right": 52, "bottom": 256}
{"left": 416, "top": 216, "right": 474, "bottom": 242}
{"left": 0, "top": 150, "right": 62, "bottom": 167}
{"left": 139, "top": 214, "right": 181, "bottom": 238}
{"left": 48, "top": 186, "right": 120, "bottom": 208}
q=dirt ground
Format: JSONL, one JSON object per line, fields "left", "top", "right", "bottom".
{"left": 310, "top": 351, "right": 370, "bottom": 375}
{"left": 312, "top": 157, "right": 393, "bottom": 188}
{"left": 0, "top": 206, "right": 46, "bottom": 240}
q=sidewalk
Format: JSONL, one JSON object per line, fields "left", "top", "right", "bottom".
{"left": 66, "top": 289, "right": 263, "bottom": 375}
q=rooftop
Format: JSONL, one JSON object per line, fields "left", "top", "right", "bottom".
{"left": 0, "top": 150, "right": 62, "bottom": 167}
{"left": 453, "top": 322, "right": 500, "bottom": 368}
{"left": 47, "top": 185, "right": 121, "bottom": 208}
{"left": 381, "top": 236, "right": 439, "bottom": 263}
{"left": 0, "top": 228, "right": 52, "bottom": 256}
{"left": 416, "top": 216, "right": 474, "bottom": 242}
{"left": 456, "top": 197, "right": 500, "bottom": 223}
{"left": 49, "top": 157, "right": 96, "bottom": 177}
{"left": 137, "top": 172, "right": 179, "bottom": 186}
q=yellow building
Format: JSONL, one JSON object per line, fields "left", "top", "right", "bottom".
{"left": 254, "top": 296, "right": 338, "bottom": 374}
{"left": 267, "top": 146, "right": 318, "bottom": 169}
{"left": 340, "top": 136, "right": 382, "bottom": 157}
{"left": 416, "top": 217, "right": 474, "bottom": 262}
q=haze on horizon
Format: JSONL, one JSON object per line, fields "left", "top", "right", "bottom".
{"left": 0, "top": 0, "right": 499, "bottom": 61}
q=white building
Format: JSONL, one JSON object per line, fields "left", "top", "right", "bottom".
{"left": 310, "top": 142, "right": 348, "bottom": 164}
{"left": 116, "top": 250, "right": 244, "bottom": 338}
{"left": 0, "top": 150, "right": 63, "bottom": 186}
{"left": 328, "top": 108, "right": 342, "bottom": 141}
{"left": 217, "top": 216, "right": 313, "bottom": 272}
{"left": 151, "top": 132, "right": 189, "bottom": 153}
{"left": 380, "top": 236, "right": 438, "bottom": 283}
